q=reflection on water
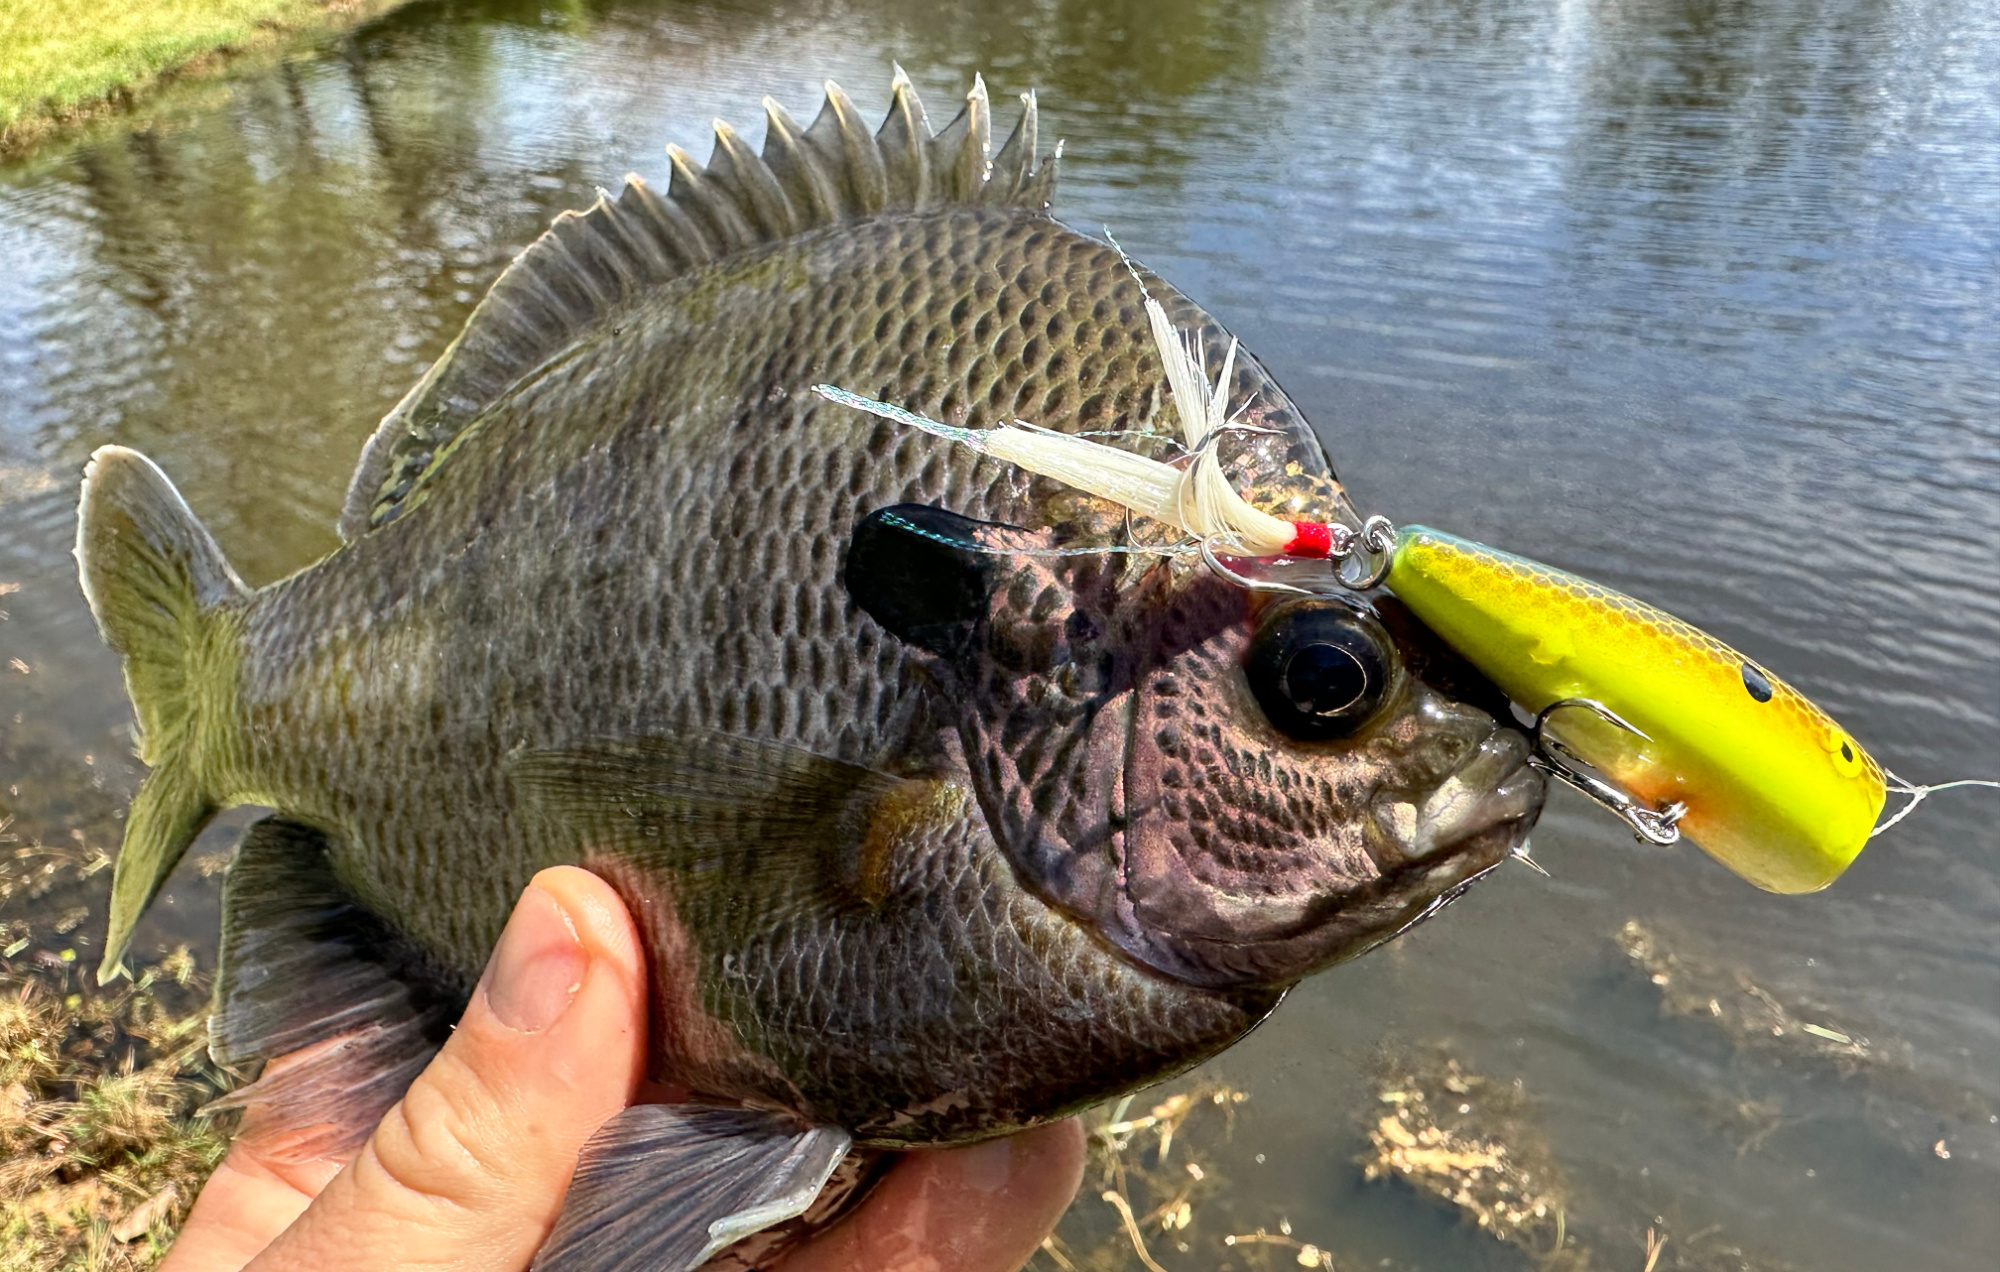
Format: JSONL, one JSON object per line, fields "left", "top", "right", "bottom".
{"left": 2, "top": 0, "right": 1995, "bottom": 1268}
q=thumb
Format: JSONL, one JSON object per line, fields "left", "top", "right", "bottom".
{"left": 247, "top": 866, "right": 647, "bottom": 1272}
{"left": 776, "top": 1121, "right": 1086, "bottom": 1272}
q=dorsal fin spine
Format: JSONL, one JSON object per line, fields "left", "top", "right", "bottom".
{"left": 808, "top": 81, "right": 888, "bottom": 215}
{"left": 667, "top": 144, "right": 757, "bottom": 252}
{"left": 988, "top": 90, "right": 1038, "bottom": 204}
{"left": 708, "top": 118, "right": 800, "bottom": 239}
{"left": 339, "top": 72, "right": 1060, "bottom": 540}
{"left": 875, "top": 67, "right": 932, "bottom": 207}
{"left": 760, "top": 97, "right": 841, "bottom": 224}
{"left": 549, "top": 211, "right": 627, "bottom": 306}
{"left": 933, "top": 73, "right": 989, "bottom": 202}
{"left": 620, "top": 177, "right": 715, "bottom": 269}
{"left": 594, "top": 187, "right": 675, "bottom": 277}
{"left": 524, "top": 234, "right": 601, "bottom": 321}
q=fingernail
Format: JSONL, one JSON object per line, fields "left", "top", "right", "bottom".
{"left": 482, "top": 885, "right": 588, "bottom": 1033}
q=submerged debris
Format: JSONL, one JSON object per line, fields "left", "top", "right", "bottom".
{"left": 1361, "top": 1051, "right": 1579, "bottom": 1269}
{"left": 1614, "top": 918, "right": 1994, "bottom": 1153}
{"left": 0, "top": 948, "right": 228, "bottom": 1271}
{"left": 1360, "top": 1048, "right": 1807, "bottom": 1272}
{"left": 1037, "top": 1081, "right": 1349, "bottom": 1272}
{"left": 1614, "top": 920, "right": 1877, "bottom": 1073}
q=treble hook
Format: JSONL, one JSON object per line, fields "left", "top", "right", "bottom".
{"left": 1196, "top": 514, "right": 1400, "bottom": 595}
{"left": 1198, "top": 536, "right": 1316, "bottom": 595}
{"left": 1528, "top": 698, "right": 1687, "bottom": 846}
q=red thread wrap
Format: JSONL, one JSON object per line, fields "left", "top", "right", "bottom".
{"left": 1283, "top": 521, "right": 1334, "bottom": 558}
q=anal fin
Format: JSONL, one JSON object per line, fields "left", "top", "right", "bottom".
{"left": 534, "top": 1105, "right": 851, "bottom": 1272}
{"left": 202, "top": 817, "right": 463, "bottom": 1161}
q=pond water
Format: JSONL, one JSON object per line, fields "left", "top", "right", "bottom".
{"left": 2, "top": 0, "right": 1996, "bottom": 1268}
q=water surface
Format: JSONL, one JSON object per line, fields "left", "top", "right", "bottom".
{"left": 2, "top": 1, "right": 1995, "bottom": 1268}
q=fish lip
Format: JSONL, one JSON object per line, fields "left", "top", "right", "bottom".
{"left": 1371, "top": 727, "right": 1544, "bottom": 867}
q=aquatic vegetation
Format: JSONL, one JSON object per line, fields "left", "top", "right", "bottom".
{"left": 1035, "top": 1081, "right": 1351, "bottom": 1272}
{"left": 1614, "top": 920, "right": 1878, "bottom": 1074}
{"left": 0, "top": 948, "right": 227, "bottom": 1272}
{"left": 1361, "top": 1049, "right": 1802, "bottom": 1272}
{"left": 1362, "top": 1052, "right": 1577, "bottom": 1268}
{"left": 1614, "top": 919, "right": 1994, "bottom": 1158}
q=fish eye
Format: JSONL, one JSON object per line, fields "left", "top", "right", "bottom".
{"left": 1245, "top": 603, "right": 1394, "bottom": 741}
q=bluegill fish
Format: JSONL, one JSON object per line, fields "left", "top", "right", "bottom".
{"left": 74, "top": 72, "right": 1544, "bottom": 1271}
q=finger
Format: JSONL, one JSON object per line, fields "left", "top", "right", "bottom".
{"left": 245, "top": 865, "right": 647, "bottom": 1272}
{"left": 160, "top": 1052, "right": 352, "bottom": 1272}
{"left": 778, "top": 1120, "right": 1087, "bottom": 1272}
{"left": 158, "top": 1147, "right": 342, "bottom": 1272}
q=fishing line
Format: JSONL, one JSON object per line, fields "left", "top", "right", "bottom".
{"left": 874, "top": 510, "right": 1195, "bottom": 561}
{"left": 1871, "top": 770, "right": 2000, "bottom": 837}
{"left": 1075, "top": 428, "right": 1186, "bottom": 447}
{"left": 819, "top": 243, "right": 1993, "bottom": 884}
{"left": 1103, "top": 228, "right": 1152, "bottom": 303}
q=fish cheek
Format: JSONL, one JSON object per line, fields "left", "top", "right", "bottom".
{"left": 1115, "top": 594, "right": 1526, "bottom": 988}
{"left": 1116, "top": 623, "right": 1390, "bottom": 985}
{"left": 963, "top": 568, "right": 1360, "bottom": 988}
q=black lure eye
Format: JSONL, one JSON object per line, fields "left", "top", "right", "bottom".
{"left": 1245, "top": 603, "right": 1395, "bottom": 741}
{"left": 1741, "top": 662, "right": 1775, "bottom": 703}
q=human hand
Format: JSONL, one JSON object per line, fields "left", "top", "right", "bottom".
{"left": 163, "top": 865, "right": 1086, "bottom": 1272}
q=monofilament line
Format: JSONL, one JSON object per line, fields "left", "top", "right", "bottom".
{"left": 1872, "top": 770, "right": 2000, "bottom": 837}
{"left": 812, "top": 240, "right": 1361, "bottom": 566}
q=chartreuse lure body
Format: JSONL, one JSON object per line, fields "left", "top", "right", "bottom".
{"left": 1387, "top": 526, "right": 1884, "bottom": 893}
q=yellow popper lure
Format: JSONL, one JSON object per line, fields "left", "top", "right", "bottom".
{"left": 1385, "top": 527, "right": 1882, "bottom": 893}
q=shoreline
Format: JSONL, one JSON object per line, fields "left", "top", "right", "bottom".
{"left": 0, "top": 0, "right": 413, "bottom": 159}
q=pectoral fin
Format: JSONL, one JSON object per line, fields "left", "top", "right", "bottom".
{"left": 534, "top": 1104, "right": 851, "bottom": 1272}
{"left": 508, "top": 731, "right": 964, "bottom": 911}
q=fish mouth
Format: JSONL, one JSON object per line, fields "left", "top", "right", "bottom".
{"left": 1102, "top": 722, "right": 1548, "bottom": 990}
{"left": 1368, "top": 727, "right": 1545, "bottom": 871}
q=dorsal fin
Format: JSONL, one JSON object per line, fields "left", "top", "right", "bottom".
{"left": 338, "top": 70, "right": 1059, "bottom": 540}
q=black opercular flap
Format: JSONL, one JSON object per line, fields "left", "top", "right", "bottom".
{"left": 844, "top": 504, "right": 1010, "bottom": 657}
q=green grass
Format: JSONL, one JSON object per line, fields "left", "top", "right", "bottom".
{"left": 0, "top": 1, "right": 403, "bottom": 150}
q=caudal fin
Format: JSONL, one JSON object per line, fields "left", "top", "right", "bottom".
{"left": 75, "top": 446, "right": 246, "bottom": 982}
